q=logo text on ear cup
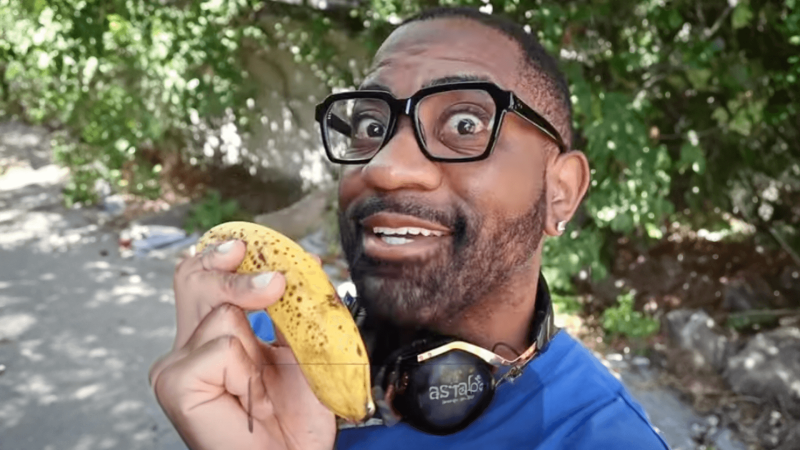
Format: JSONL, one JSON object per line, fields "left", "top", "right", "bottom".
{"left": 428, "top": 374, "right": 485, "bottom": 405}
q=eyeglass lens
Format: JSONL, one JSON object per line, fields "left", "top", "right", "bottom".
{"left": 323, "top": 89, "right": 497, "bottom": 161}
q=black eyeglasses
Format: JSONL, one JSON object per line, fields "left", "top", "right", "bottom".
{"left": 314, "top": 81, "right": 567, "bottom": 165}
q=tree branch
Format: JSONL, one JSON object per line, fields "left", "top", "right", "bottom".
{"left": 767, "top": 225, "right": 800, "bottom": 268}
{"left": 250, "top": 0, "right": 369, "bottom": 36}
{"left": 704, "top": 5, "right": 733, "bottom": 39}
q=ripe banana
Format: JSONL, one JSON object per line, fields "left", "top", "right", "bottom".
{"left": 195, "top": 221, "right": 375, "bottom": 423}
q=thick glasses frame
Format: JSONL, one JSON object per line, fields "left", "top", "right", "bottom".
{"left": 314, "top": 81, "right": 568, "bottom": 164}
{"left": 415, "top": 339, "right": 540, "bottom": 386}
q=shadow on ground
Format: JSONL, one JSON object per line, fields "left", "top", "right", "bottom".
{"left": 0, "top": 122, "right": 187, "bottom": 450}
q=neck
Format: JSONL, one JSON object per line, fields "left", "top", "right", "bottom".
{"left": 423, "top": 259, "right": 542, "bottom": 361}
{"left": 359, "top": 258, "right": 546, "bottom": 365}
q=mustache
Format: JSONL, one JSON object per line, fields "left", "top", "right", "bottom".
{"left": 344, "top": 195, "right": 461, "bottom": 231}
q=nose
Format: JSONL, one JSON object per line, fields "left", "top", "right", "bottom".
{"left": 360, "top": 118, "right": 442, "bottom": 192}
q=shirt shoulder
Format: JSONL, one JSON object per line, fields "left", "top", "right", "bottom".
{"left": 336, "top": 331, "right": 671, "bottom": 449}
{"left": 526, "top": 331, "right": 671, "bottom": 448}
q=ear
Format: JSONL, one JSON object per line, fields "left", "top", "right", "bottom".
{"left": 544, "top": 150, "right": 591, "bottom": 237}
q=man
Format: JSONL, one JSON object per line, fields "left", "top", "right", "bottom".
{"left": 149, "top": 6, "right": 672, "bottom": 449}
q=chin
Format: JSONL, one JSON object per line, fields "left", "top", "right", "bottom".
{"left": 354, "top": 274, "right": 453, "bottom": 329}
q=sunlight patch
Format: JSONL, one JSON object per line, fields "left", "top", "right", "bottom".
{"left": 0, "top": 397, "right": 28, "bottom": 429}
{"left": 0, "top": 312, "right": 37, "bottom": 340}
{"left": 111, "top": 400, "right": 143, "bottom": 415}
{"left": 74, "top": 383, "right": 103, "bottom": 400}
{"left": 20, "top": 339, "right": 46, "bottom": 361}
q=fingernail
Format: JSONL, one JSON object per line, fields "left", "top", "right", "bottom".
{"left": 252, "top": 272, "right": 276, "bottom": 290}
{"left": 216, "top": 240, "right": 236, "bottom": 253}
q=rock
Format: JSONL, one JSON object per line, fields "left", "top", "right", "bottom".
{"left": 631, "top": 356, "right": 650, "bottom": 368}
{"left": 711, "top": 429, "right": 749, "bottom": 450}
{"left": 769, "top": 410, "right": 783, "bottom": 428}
{"left": 722, "top": 273, "right": 778, "bottom": 312}
{"left": 775, "top": 424, "right": 800, "bottom": 450}
{"left": 253, "top": 187, "right": 334, "bottom": 241}
{"left": 617, "top": 364, "right": 749, "bottom": 450}
{"left": 779, "top": 266, "right": 800, "bottom": 299}
{"left": 724, "top": 327, "right": 800, "bottom": 418}
{"left": 666, "top": 309, "right": 732, "bottom": 372}
{"left": 102, "top": 194, "right": 127, "bottom": 217}
{"left": 690, "top": 421, "right": 707, "bottom": 441}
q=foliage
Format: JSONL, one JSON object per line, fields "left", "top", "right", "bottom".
{"left": 2, "top": 0, "right": 799, "bottom": 318}
{"left": 602, "top": 291, "right": 661, "bottom": 340}
{"left": 551, "top": 293, "right": 584, "bottom": 317}
{"left": 184, "top": 189, "right": 248, "bottom": 234}
{"left": 725, "top": 310, "right": 784, "bottom": 332}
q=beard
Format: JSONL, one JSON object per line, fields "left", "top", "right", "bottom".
{"left": 338, "top": 186, "right": 548, "bottom": 330}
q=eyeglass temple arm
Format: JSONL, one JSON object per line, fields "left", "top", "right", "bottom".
{"left": 417, "top": 341, "right": 538, "bottom": 367}
{"left": 511, "top": 96, "right": 568, "bottom": 153}
{"left": 326, "top": 114, "right": 352, "bottom": 137}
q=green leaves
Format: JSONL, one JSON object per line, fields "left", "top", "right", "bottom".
{"left": 185, "top": 190, "right": 249, "bottom": 234}
{"left": 2, "top": 0, "right": 799, "bottom": 325}
{"left": 602, "top": 291, "right": 660, "bottom": 340}
{"left": 731, "top": 1, "right": 753, "bottom": 30}
{"left": 578, "top": 89, "right": 674, "bottom": 237}
{"left": 678, "top": 138, "right": 706, "bottom": 176}
{"left": 543, "top": 224, "right": 607, "bottom": 294}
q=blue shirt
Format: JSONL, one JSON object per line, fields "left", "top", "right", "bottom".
{"left": 249, "top": 312, "right": 671, "bottom": 449}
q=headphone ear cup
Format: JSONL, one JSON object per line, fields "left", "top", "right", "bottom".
{"left": 372, "top": 367, "right": 402, "bottom": 426}
{"left": 391, "top": 350, "right": 496, "bottom": 435}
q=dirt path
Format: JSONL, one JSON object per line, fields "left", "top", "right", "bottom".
{"left": 0, "top": 122, "right": 187, "bottom": 449}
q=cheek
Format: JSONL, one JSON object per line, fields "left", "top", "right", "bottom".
{"left": 337, "top": 166, "right": 364, "bottom": 213}
{"left": 450, "top": 140, "right": 546, "bottom": 220}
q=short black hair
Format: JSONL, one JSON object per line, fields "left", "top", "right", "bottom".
{"left": 400, "top": 6, "right": 574, "bottom": 149}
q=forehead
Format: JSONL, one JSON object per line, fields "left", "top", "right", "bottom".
{"left": 363, "top": 18, "right": 524, "bottom": 97}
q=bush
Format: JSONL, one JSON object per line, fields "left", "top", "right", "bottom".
{"left": 602, "top": 291, "right": 661, "bottom": 341}
{"left": 184, "top": 190, "right": 249, "bottom": 234}
{"left": 3, "top": 0, "right": 798, "bottom": 315}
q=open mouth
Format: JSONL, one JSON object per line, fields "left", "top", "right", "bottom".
{"left": 372, "top": 226, "right": 446, "bottom": 245}
{"left": 360, "top": 213, "right": 451, "bottom": 261}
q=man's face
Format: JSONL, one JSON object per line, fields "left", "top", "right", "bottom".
{"left": 336, "top": 18, "right": 557, "bottom": 329}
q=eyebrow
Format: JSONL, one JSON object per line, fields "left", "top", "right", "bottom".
{"left": 358, "top": 74, "right": 494, "bottom": 94}
{"left": 358, "top": 81, "right": 392, "bottom": 92}
{"left": 422, "top": 74, "right": 492, "bottom": 88}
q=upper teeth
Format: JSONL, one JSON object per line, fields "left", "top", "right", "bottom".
{"left": 373, "top": 226, "right": 444, "bottom": 237}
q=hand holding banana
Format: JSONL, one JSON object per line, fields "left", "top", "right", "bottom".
{"left": 149, "top": 222, "right": 374, "bottom": 450}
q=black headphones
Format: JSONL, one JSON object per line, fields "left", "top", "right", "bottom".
{"left": 342, "top": 272, "right": 559, "bottom": 435}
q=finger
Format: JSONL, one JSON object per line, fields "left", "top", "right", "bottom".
{"left": 173, "top": 248, "right": 287, "bottom": 350}
{"left": 152, "top": 302, "right": 269, "bottom": 386}
{"left": 184, "top": 239, "right": 247, "bottom": 276}
{"left": 148, "top": 351, "right": 173, "bottom": 389}
{"left": 172, "top": 239, "right": 248, "bottom": 347}
{"left": 186, "top": 303, "right": 267, "bottom": 366}
{"left": 154, "top": 335, "right": 274, "bottom": 428}
{"left": 175, "top": 270, "right": 286, "bottom": 351}
{"left": 271, "top": 326, "right": 291, "bottom": 349}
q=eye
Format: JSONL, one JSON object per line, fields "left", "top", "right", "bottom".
{"left": 354, "top": 117, "right": 386, "bottom": 139}
{"left": 446, "top": 113, "right": 488, "bottom": 136}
